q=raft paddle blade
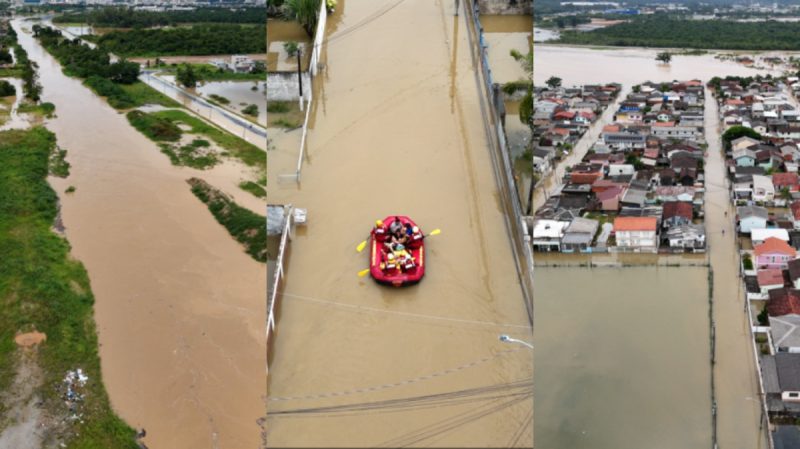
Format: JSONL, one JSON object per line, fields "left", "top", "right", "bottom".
{"left": 358, "top": 268, "right": 371, "bottom": 277}
{"left": 356, "top": 240, "right": 368, "bottom": 253}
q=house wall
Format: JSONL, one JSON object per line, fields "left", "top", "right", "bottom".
{"left": 616, "top": 230, "right": 657, "bottom": 248}
{"left": 740, "top": 217, "right": 767, "bottom": 233}
{"left": 735, "top": 156, "right": 755, "bottom": 167}
{"left": 757, "top": 253, "right": 793, "bottom": 269}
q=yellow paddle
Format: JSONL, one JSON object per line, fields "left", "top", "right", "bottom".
{"left": 358, "top": 268, "right": 371, "bottom": 277}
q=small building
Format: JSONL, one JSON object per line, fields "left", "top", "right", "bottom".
{"left": 561, "top": 217, "right": 599, "bottom": 253}
{"left": 755, "top": 237, "right": 797, "bottom": 270}
{"left": 737, "top": 205, "right": 769, "bottom": 234}
{"left": 596, "top": 186, "right": 624, "bottom": 212}
{"left": 665, "top": 223, "right": 705, "bottom": 250}
{"left": 532, "top": 219, "right": 568, "bottom": 252}
{"left": 752, "top": 228, "right": 791, "bottom": 246}
{"left": 758, "top": 269, "right": 786, "bottom": 295}
{"left": 614, "top": 216, "right": 658, "bottom": 251}
{"left": 763, "top": 353, "right": 800, "bottom": 417}
{"left": 662, "top": 201, "right": 693, "bottom": 229}
{"left": 753, "top": 175, "right": 776, "bottom": 203}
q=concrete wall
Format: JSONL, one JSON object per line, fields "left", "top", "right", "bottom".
{"left": 267, "top": 71, "right": 311, "bottom": 101}
{"left": 477, "top": 0, "right": 532, "bottom": 15}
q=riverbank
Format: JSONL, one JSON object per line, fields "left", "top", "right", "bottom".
{"left": 0, "top": 126, "right": 138, "bottom": 448}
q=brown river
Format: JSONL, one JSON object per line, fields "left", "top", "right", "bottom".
{"left": 267, "top": 0, "right": 532, "bottom": 446}
{"left": 12, "top": 18, "right": 265, "bottom": 449}
{"left": 533, "top": 44, "right": 772, "bottom": 447}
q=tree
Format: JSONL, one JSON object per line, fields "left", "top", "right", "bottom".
{"left": 519, "top": 88, "right": 532, "bottom": 130}
{"left": 242, "top": 103, "right": 259, "bottom": 117}
{"left": 282, "top": 0, "right": 319, "bottom": 37}
{"left": 108, "top": 59, "right": 140, "bottom": 84}
{"left": 0, "top": 48, "right": 11, "bottom": 65}
{"left": 251, "top": 61, "right": 266, "bottom": 74}
{"left": 0, "top": 80, "right": 15, "bottom": 97}
{"left": 545, "top": 76, "right": 562, "bottom": 89}
{"left": 721, "top": 125, "right": 762, "bottom": 149}
{"left": 656, "top": 51, "right": 672, "bottom": 64}
{"left": 176, "top": 64, "right": 197, "bottom": 88}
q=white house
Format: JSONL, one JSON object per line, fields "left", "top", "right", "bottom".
{"left": 608, "top": 164, "right": 635, "bottom": 177}
{"left": 753, "top": 175, "right": 776, "bottom": 202}
{"left": 752, "top": 228, "right": 790, "bottom": 246}
{"left": 613, "top": 216, "right": 658, "bottom": 252}
{"left": 737, "top": 205, "right": 769, "bottom": 233}
{"left": 532, "top": 219, "right": 569, "bottom": 252}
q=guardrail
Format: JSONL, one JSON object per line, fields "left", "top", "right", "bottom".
{"left": 266, "top": 205, "right": 293, "bottom": 375}
{"left": 463, "top": 0, "right": 534, "bottom": 328}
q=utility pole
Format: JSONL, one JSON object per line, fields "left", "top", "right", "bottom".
{"left": 296, "top": 48, "right": 303, "bottom": 99}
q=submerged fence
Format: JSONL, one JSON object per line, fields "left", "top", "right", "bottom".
{"left": 283, "top": 0, "right": 327, "bottom": 183}
{"left": 266, "top": 205, "right": 293, "bottom": 375}
{"left": 464, "top": 0, "right": 534, "bottom": 327}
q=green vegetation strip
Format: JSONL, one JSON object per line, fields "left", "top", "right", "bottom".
{"left": 0, "top": 127, "right": 137, "bottom": 447}
{"left": 54, "top": 6, "right": 267, "bottom": 27}
{"left": 188, "top": 177, "right": 266, "bottom": 262}
{"left": 88, "top": 24, "right": 266, "bottom": 57}
{"left": 238, "top": 181, "right": 266, "bottom": 198}
{"left": 556, "top": 17, "right": 800, "bottom": 50}
{"left": 128, "top": 110, "right": 267, "bottom": 171}
{"left": 157, "top": 63, "right": 264, "bottom": 82}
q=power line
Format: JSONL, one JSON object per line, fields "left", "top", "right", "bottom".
{"left": 282, "top": 291, "right": 532, "bottom": 330}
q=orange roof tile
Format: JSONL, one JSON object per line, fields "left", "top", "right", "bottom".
{"left": 754, "top": 237, "right": 797, "bottom": 257}
{"left": 613, "top": 216, "right": 657, "bottom": 232}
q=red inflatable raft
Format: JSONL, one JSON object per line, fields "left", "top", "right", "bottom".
{"left": 369, "top": 216, "right": 425, "bottom": 287}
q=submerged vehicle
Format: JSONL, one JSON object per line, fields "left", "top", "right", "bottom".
{"left": 369, "top": 216, "right": 425, "bottom": 287}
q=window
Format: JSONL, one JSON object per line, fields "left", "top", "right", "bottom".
{"left": 790, "top": 392, "right": 799, "bottom": 398}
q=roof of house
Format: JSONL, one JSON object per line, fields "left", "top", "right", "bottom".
{"left": 738, "top": 205, "right": 769, "bottom": 220}
{"left": 789, "top": 258, "right": 800, "bottom": 282}
{"left": 755, "top": 237, "right": 797, "bottom": 257}
{"left": 768, "top": 288, "right": 800, "bottom": 316}
{"left": 596, "top": 186, "right": 624, "bottom": 202}
{"left": 759, "top": 269, "right": 786, "bottom": 287}
{"left": 791, "top": 201, "right": 800, "bottom": 221}
{"left": 752, "top": 228, "right": 790, "bottom": 243}
{"left": 774, "top": 173, "right": 799, "bottom": 187}
{"left": 613, "top": 216, "right": 657, "bottom": 232}
{"left": 662, "top": 201, "right": 693, "bottom": 220}
{"left": 776, "top": 352, "right": 800, "bottom": 391}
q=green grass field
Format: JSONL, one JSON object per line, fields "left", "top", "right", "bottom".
{"left": 0, "top": 127, "right": 137, "bottom": 447}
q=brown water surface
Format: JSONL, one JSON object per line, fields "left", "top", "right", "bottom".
{"left": 267, "top": 0, "right": 532, "bottom": 446}
{"left": 12, "top": 18, "right": 266, "bottom": 449}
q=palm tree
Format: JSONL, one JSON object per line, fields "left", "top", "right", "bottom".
{"left": 283, "top": 0, "right": 320, "bottom": 37}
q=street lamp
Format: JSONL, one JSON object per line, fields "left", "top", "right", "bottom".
{"left": 499, "top": 334, "right": 533, "bottom": 350}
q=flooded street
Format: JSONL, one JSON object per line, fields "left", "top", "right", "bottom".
{"left": 12, "top": 19, "right": 265, "bottom": 449}
{"left": 703, "top": 87, "right": 767, "bottom": 448}
{"left": 534, "top": 267, "right": 712, "bottom": 448}
{"left": 532, "top": 42, "right": 771, "bottom": 447}
{"left": 267, "top": 0, "right": 532, "bottom": 446}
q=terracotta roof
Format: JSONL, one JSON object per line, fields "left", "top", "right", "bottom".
{"left": 754, "top": 237, "right": 797, "bottom": 257}
{"left": 768, "top": 288, "right": 800, "bottom": 316}
{"left": 662, "top": 201, "right": 693, "bottom": 220}
{"left": 597, "top": 186, "right": 624, "bottom": 201}
{"left": 773, "top": 173, "right": 799, "bottom": 187}
{"left": 792, "top": 201, "right": 800, "bottom": 221}
{"left": 758, "top": 269, "right": 785, "bottom": 287}
{"left": 613, "top": 216, "right": 657, "bottom": 232}
{"left": 603, "top": 125, "right": 620, "bottom": 133}
{"left": 789, "top": 258, "right": 800, "bottom": 282}
{"left": 654, "top": 121, "right": 676, "bottom": 127}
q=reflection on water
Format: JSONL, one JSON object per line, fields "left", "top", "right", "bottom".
{"left": 535, "top": 267, "right": 712, "bottom": 449}
{"left": 481, "top": 15, "right": 532, "bottom": 84}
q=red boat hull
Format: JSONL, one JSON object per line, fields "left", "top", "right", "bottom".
{"left": 369, "top": 216, "right": 425, "bottom": 287}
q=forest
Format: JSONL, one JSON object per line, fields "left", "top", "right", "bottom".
{"left": 86, "top": 24, "right": 266, "bottom": 57}
{"left": 54, "top": 7, "right": 266, "bottom": 27}
{"left": 556, "top": 17, "right": 800, "bottom": 50}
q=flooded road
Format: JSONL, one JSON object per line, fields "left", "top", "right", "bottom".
{"left": 481, "top": 15, "right": 532, "bottom": 84}
{"left": 267, "top": 0, "right": 532, "bottom": 446}
{"left": 12, "top": 19, "right": 265, "bottom": 449}
{"left": 534, "top": 267, "right": 712, "bottom": 448}
{"left": 703, "top": 87, "right": 767, "bottom": 448}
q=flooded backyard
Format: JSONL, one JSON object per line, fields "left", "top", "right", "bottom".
{"left": 267, "top": 0, "right": 532, "bottom": 446}
{"left": 13, "top": 19, "right": 265, "bottom": 449}
{"left": 534, "top": 266, "right": 712, "bottom": 448}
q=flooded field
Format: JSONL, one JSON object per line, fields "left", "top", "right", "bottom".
{"left": 267, "top": 0, "right": 532, "bottom": 446}
{"left": 193, "top": 78, "right": 266, "bottom": 125}
{"left": 535, "top": 267, "right": 712, "bottom": 448}
{"left": 0, "top": 78, "right": 27, "bottom": 131}
{"left": 266, "top": 19, "right": 312, "bottom": 72}
{"left": 12, "top": 19, "right": 265, "bottom": 449}
{"left": 534, "top": 45, "right": 782, "bottom": 86}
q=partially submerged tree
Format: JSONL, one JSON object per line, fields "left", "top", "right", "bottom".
{"left": 656, "top": 51, "right": 672, "bottom": 64}
{"left": 282, "top": 0, "right": 319, "bottom": 37}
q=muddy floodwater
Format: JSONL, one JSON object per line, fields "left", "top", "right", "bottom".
{"left": 12, "top": 19, "right": 265, "bottom": 449}
{"left": 534, "top": 45, "right": 782, "bottom": 86}
{"left": 267, "top": 0, "right": 532, "bottom": 446}
{"left": 481, "top": 15, "right": 532, "bottom": 84}
{"left": 535, "top": 267, "right": 712, "bottom": 448}
{"left": 196, "top": 79, "right": 267, "bottom": 126}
